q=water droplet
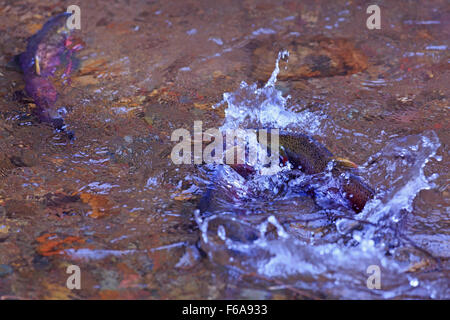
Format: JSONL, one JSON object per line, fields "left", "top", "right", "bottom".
{"left": 218, "top": 225, "right": 226, "bottom": 241}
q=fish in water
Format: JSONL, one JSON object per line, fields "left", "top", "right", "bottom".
{"left": 14, "top": 12, "right": 83, "bottom": 136}
{"left": 263, "top": 130, "right": 375, "bottom": 213}
{"left": 199, "top": 130, "right": 375, "bottom": 214}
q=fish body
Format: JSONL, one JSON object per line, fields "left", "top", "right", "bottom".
{"left": 340, "top": 173, "right": 374, "bottom": 213}
{"left": 258, "top": 130, "right": 374, "bottom": 213}
{"left": 16, "top": 13, "right": 82, "bottom": 132}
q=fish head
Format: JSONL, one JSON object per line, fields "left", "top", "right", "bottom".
{"left": 22, "top": 13, "right": 77, "bottom": 76}
{"left": 39, "top": 12, "right": 73, "bottom": 42}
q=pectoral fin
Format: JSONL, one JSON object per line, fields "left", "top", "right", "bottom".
{"left": 334, "top": 157, "right": 358, "bottom": 169}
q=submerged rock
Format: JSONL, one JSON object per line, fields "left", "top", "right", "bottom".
{"left": 0, "top": 264, "right": 13, "bottom": 278}
{"left": 15, "top": 12, "right": 83, "bottom": 135}
{"left": 0, "top": 153, "right": 15, "bottom": 177}
{"left": 0, "top": 152, "right": 32, "bottom": 178}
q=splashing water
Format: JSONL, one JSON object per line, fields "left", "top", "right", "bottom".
{"left": 196, "top": 53, "right": 447, "bottom": 299}
{"left": 342, "top": 131, "right": 442, "bottom": 240}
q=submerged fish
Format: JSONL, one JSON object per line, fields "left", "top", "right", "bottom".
{"left": 265, "top": 131, "right": 375, "bottom": 213}
{"left": 199, "top": 130, "right": 375, "bottom": 214}
{"left": 15, "top": 12, "right": 82, "bottom": 135}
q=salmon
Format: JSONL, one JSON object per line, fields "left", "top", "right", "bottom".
{"left": 199, "top": 130, "right": 375, "bottom": 214}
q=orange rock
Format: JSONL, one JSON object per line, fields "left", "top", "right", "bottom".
{"left": 105, "top": 21, "right": 134, "bottom": 35}
{"left": 36, "top": 233, "right": 85, "bottom": 256}
{"left": 99, "top": 289, "right": 120, "bottom": 300}
{"left": 43, "top": 282, "right": 77, "bottom": 300}
{"left": 71, "top": 75, "right": 99, "bottom": 86}
{"left": 193, "top": 102, "right": 210, "bottom": 110}
{"left": 78, "top": 58, "right": 108, "bottom": 76}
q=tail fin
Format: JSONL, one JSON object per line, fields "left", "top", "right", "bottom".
{"left": 5, "top": 53, "right": 23, "bottom": 73}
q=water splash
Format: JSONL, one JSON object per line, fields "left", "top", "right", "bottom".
{"left": 265, "top": 50, "right": 289, "bottom": 88}
{"left": 196, "top": 130, "right": 444, "bottom": 297}
{"left": 334, "top": 131, "right": 441, "bottom": 237}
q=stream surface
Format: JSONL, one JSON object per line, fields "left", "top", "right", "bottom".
{"left": 0, "top": 0, "right": 448, "bottom": 299}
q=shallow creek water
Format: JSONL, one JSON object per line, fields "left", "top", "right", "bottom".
{"left": 0, "top": 0, "right": 448, "bottom": 299}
